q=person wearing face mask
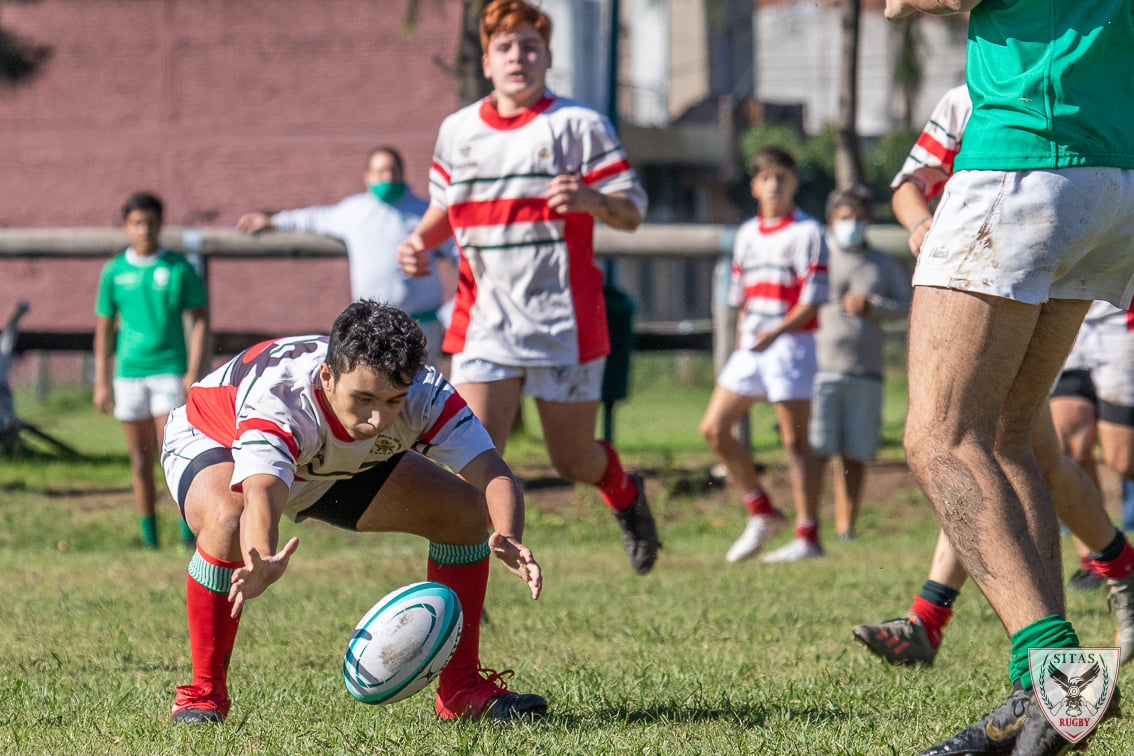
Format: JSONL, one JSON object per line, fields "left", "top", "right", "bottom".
{"left": 236, "top": 147, "right": 457, "bottom": 372}
{"left": 809, "top": 186, "right": 911, "bottom": 541}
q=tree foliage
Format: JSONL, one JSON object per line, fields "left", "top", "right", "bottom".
{"left": 0, "top": 0, "right": 51, "bottom": 87}
{"left": 740, "top": 122, "right": 920, "bottom": 223}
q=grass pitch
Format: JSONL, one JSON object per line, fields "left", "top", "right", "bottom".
{"left": 1, "top": 354, "right": 1131, "bottom": 754}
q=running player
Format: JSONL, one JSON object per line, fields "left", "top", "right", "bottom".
{"left": 162, "top": 301, "right": 546, "bottom": 724}
{"left": 398, "top": 0, "right": 659, "bottom": 575}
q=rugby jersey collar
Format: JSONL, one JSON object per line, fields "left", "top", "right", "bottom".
{"left": 479, "top": 92, "right": 555, "bottom": 130}
{"left": 756, "top": 210, "right": 797, "bottom": 234}
{"left": 313, "top": 384, "right": 356, "bottom": 443}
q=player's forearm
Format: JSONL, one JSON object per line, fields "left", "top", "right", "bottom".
{"left": 592, "top": 192, "right": 642, "bottom": 231}
{"left": 92, "top": 317, "right": 114, "bottom": 385}
{"left": 239, "top": 474, "right": 288, "bottom": 558}
{"left": 904, "top": 0, "right": 981, "bottom": 14}
{"left": 892, "top": 181, "right": 934, "bottom": 234}
{"left": 185, "top": 308, "right": 209, "bottom": 381}
{"left": 412, "top": 205, "right": 455, "bottom": 250}
{"left": 775, "top": 303, "right": 821, "bottom": 336}
{"left": 484, "top": 474, "right": 526, "bottom": 542}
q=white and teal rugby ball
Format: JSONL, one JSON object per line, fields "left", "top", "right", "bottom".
{"left": 343, "top": 581, "right": 463, "bottom": 705}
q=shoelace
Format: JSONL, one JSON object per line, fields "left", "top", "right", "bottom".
{"left": 476, "top": 668, "right": 515, "bottom": 694}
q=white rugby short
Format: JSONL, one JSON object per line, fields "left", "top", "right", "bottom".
{"left": 112, "top": 373, "right": 184, "bottom": 422}
{"left": 915, "top": 167, "right": 1134, "bottom": 307}
{"left": 1058, "top": 318, "right": 1134, "bottom": 411}
{"left": 716, "top": 332, "right": 816, "bottom": 402}
{"left": 448, "top": 355, "right": 606, "bottom": 403}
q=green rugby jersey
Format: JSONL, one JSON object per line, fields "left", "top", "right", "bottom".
{"left": 957, "top": 0, "right": 1134, "bottom": 171}
{"left": 94, "top": 249, "right": 207, "bottom": 378}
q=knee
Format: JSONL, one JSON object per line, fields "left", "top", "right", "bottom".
{"left": 550, "top": 453, "right": 592, "bottom": 484}
{"left": 700, "top": 416, "right": 726, "bottom": 451}
{"left": 434, "top": 483, "right": 491, "bottom": 541}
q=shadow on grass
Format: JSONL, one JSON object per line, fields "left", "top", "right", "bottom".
{"left": 544, "top": 700, "right": 852, "bottom": 728}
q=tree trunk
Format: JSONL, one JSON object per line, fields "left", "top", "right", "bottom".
{"left": 834, "top": 0, "right": 865, "bottom": 189}
{"left": 453, "top": 0, "right": 492, "bottom": 107}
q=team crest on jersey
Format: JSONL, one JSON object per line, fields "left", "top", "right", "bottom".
{"left": 153, "top": 266, "right": 171, "bottom": 289}
{"left": 1028, "top": 647, "right": 1118, "bottom": 743}
{"left": 537, "top": 147, "right": 551, "bottom": 160}
{"left": 371, "top": 435, "right": 400, "bottom": 457}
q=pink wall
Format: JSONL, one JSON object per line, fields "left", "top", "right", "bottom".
{"left": 0, "top": 0, "right": 463, "bottom": 340}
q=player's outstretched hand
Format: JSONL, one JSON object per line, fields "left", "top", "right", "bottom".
{"left": 235, "top": 212, "right": 272, "bottom": 233}
{"left": 397, "top": 234, "right": 432, "bottom": 278}
{"left": 488, "top": 532, "right": 542, "bottom": 600}
{"left": 228, "top": 537, "right": 299, "bottom": 617}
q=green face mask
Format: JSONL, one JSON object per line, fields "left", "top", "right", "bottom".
{"left": 367, "top": 181, "right": 406, "bottom": 204}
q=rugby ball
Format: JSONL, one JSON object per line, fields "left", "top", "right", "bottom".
{"left": 343, "top": 582, "right": 463, "bottom": 705}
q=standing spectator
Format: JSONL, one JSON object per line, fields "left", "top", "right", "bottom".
{"left": 700, "top": 146, "right": 829, "bottom": 564}
{"left": 94, "top": 192, "right": 207, "bottom": 550}
{"left": 398, "top": 0, "right": 660, "bottom": 575}
{"left": 810, "top": 186, "right": 910, "bottom": 540}
{"left": 885, "top": 0, "right": 1133, "bottom": 751}
{"left": 237, "top": 146, "right": 456, "bottom": 372}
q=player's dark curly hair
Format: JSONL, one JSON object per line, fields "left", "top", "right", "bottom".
{"left": 326, "top": 300, "right": 428, "bottom": 388}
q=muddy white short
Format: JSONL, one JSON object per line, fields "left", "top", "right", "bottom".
{"left": 915, "top": 167, "right": 1134, "bottom": 308}
{"left": 448, "top": 354, "right": 606, "bottom": 403}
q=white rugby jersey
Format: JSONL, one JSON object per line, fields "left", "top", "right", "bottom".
{"left": 891, "top": 85, "right": 972, "bottom": 200}
{"left": 728, "top": 210, "right": 829, "bottom": 351}
{"left": 428, "top": 92, "right": 648, "bottom": 366}
{"left": 180, "top": 335, "right": 494, "bottom": 516}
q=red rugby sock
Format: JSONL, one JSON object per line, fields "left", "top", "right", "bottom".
{"left": 910, "top": 595, "right": 952, "bottom": 649}
{"left": 596, "top": 440, "right": 636, "bottom": 511}
{"left": 186, "top": 549, "right": 243, "bottom": 696}
{"left": 743, "top": 489, "right": 775, "bottom": 517}
{"left": 429, "top": 556, "right": 489, "bottom": 692}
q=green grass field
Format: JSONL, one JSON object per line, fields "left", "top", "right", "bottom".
{"left": 1, "top": 353, "right": 1131, "bottom": 754}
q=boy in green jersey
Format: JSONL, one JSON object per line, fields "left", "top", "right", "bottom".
{"left": 94, "top": 192, "right": 208, "bottom": 550}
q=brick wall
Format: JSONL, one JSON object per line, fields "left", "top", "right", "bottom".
{"left": 0, "top": 0, "right": 464, "bottom": 345}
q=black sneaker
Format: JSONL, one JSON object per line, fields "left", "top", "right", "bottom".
{"left": 612, "top": 472, "right": 660, "bottom": 575}
{"left": 917, "top": 685, "right": 1029, "bottom": 756}
{"left": 1067, "top": 568, "right": 1104, "bottom": 592}
{"left": 1011, "top": 684, "right": 1120, "bottom": 755}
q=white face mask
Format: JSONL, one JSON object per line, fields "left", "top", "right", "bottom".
{"left": 831, "top": 219, "right": 868, "bottom": 249}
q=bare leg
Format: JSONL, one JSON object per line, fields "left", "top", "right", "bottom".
{"left": 700, "top": 386, "right": 764, "bottom": 494}
{"left": 904, "top": 287, "right": 1087, "bottom": 635}
{"left": 536, "top": 398, "right": 608, "bottom": 485}
{"left": 454, "top": 379, "right": 524, "bottom": 453}
{"left": 926, "top": 531, "right": 969, "bottom": 591}
{"left": 775, "top": 399, "right": 821, "bottom": 525}
{"left": 833, "top": 458, "right": 865, "bottom": 536}
{"left": 123, "top": 418, "right": 160, "bottom": 518}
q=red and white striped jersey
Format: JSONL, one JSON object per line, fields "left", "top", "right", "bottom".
{"left": 891, "top": 85, "right": 972, "bottom": 201}
{"left": 180, "top": 335, "right": 494, "bottom": 514}
{"left": 729, "top": 210, "right": 829, "bottom": 350}
{"left": 428, "top": 92, "right": 648, "bottom": 366}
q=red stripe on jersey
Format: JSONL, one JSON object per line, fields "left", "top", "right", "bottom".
{"left": 758, "top": 214, "right": 795, "bottom": 234}
{"left": 744, "top": 280, "right": 802, "bottom": 305}
{"left": 563, "top": 212, "right": 610, "bottom": 363}
{"left": 443, "top": 248, "right": 477, "bottom": 356}
{"left": 314, "top": 387, "right": 354, "bottom": 442}
{"left": 236, "top": 418, "right": 298, "bottom": 460}
{"left": 478, "top": 95, "right": 554, "bottom": 131}
{"left": 241, "top": 339, "right": 276, "bottom": 364}
{"left": 431, "top": 160, "right": 451, "bottom": 185}
{"left": 449, "top": 197, "right": 553, "bottom": 229}
{"left": 186, "top": 385, "right": 240, "bottom": 448}
{"left": 914, "top": 131, "right": 957, "bottom": 168}
{"left": 1127, "top": 307, "right": 1134, "bottom": 331}
{"left": 418, "top": 392, "right": 469, "bottom": 446}
{"left": 583, "top": 159, "right": 632, "bottom": 186}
